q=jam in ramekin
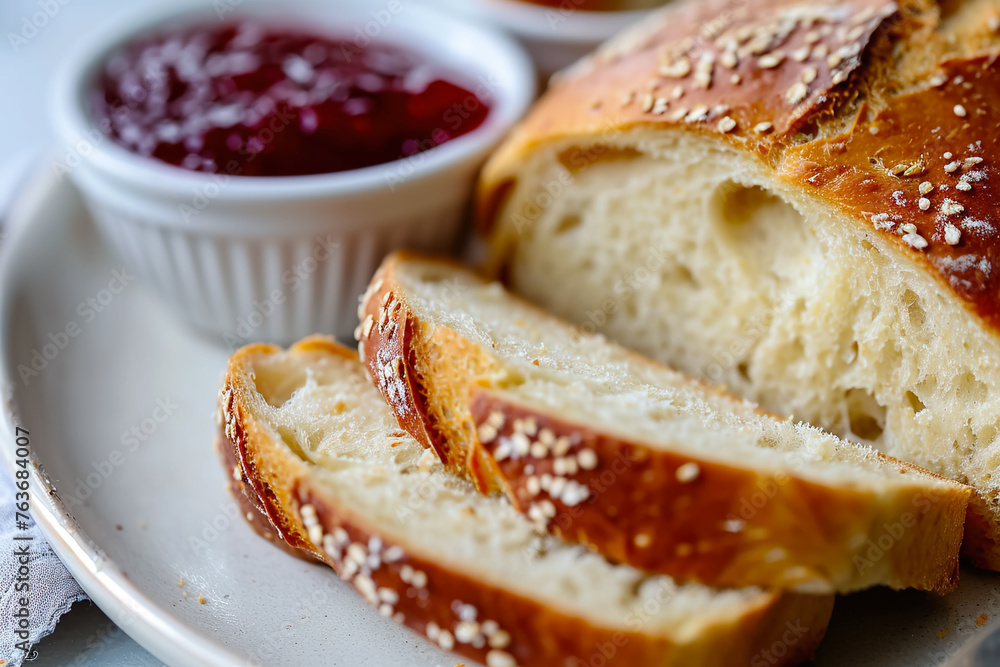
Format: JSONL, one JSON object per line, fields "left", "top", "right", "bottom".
{"left": 91, "top": 22, "right": 491, "bottom": 177}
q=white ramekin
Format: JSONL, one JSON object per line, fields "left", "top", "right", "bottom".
{"left": 427, "top": 0, "right": 656, "bottom": 75}
{"left": 50, "top": 0, "right": 535, "bottom": 346}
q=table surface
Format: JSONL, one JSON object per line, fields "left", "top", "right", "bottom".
{"left": 2, "top": 2, "right": 165, "bottom": 664}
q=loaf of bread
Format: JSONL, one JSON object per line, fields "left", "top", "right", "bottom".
{"left": 357, "top": 252, "right": 971, "bottom": 593}
{"left": 216, "top": 336, "right": 834, "bottom": 667}
{"left": 476, "top": 0, "right": 1000, "bottom": 569}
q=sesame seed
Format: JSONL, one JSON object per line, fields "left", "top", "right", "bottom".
{"left": 889, "top": 163, "right": 908, "bottom": 176}
{"left": 919, "top": 181, "right": 934, "bottom": 195}
{"left": 641, "top": 94, "right": 655, "bottom": 113}
{"left": 347, "top": 543, "right": 367, "bottom": 564}
{"left": 481, "top": 620, "right": 499, "bottom": 637}
{"left": 676, "top": 462, "right": 701, "bottom": 483}
{"left": 634, "top": 533, "right": 652, "bottom": 548}
{"left": 945, "top": 224, "right": 962, "bottom": 245}
{"left": 990, "top": 16, "right": 1000, "bottom": 32}
{"left": 941, "top": 199, "right": 965, "bottom": 215}
{"left": 904, "top": 162, "right": 925, "bottom": 177}
{"left": 902, "top": 233, "right": 928, "bottom": 250}
{"left": 418, "top": 448, "right": 436, "bottom": 472}
{"left": 802, "top": 66, "right": 818, "bottom": 84}
{"left": 478, "top": 424, "right": 498, "bottom": 444}
{"left": 720, "top": 50, "right": 738, "bottom": 69}
{"left": 718, "top": 116, "right": 738, "bottom": 133}
{"left": 754, "top": 122, "right": 774, "bottom": 134}
{"left": 487, "top": 650, "right": 516, "bottom": 667}
{"left": 765, "top": 547, "right": 788, "bottom": 563}
{"left": 379, "top": 603, "right": 394, "bottom": 617}
{"left": 378, "top": 587, "right": 399, "bottom": 605}
{"left": 355, "top": 574, "right": 378, "bottom": 604}
{"left": 652, "top": 97, "right": 669, "bottom": 115}
{"left": 804, "top": 30, "right": 821, "bottom": 44}
{"left": 660, "top": 57, "right": 692, "bottom": 78}
{"left": 918, "top": 198, "right": 931, "bottom": 211}
{"left": 553, "top": 437, "right": 572, "bottom": 456}
{"left": 827, "top": 53, "right": 843, "bottom": 69}
{"left": 869, "top": 126, "right": 879, "bottom": 135}
{"left": 685, "top": 105, "right": 709, "bottom": 123}
{"left": 426, "top": 621, "right": 440, "bottom": 641}
{"left": 526, "top": 476, "right": 541, "bottom": 496}
{"left": 900, "top": 223, "right": 917, "bottom": 235}
{"left": 758, "top": 52, "right": 785, "bottom": 68}
{"left": 437, "top": 630, "right": 454, "bottom": 650}
{"left": 549, "top": 476, "right": 567, "bottom": 499}
{"left": 530, "top": 442, "right": 548, "bottom": 459}
{"left": 198, "top": 594, "right": 206, "bottom": 605}
{"left": 956, "top": 180, "right": 972, "bottom": 192}
{"left": 791, "top": 46, "right": 811, "bottom": 62}
{"left": 577, "top": 449, "right": 598, "bottom": 470}
{"left": 411, "top": 569, "right": 428, "bottom": 589}
{"left": 489, "top": 630, "right": 512, "bottom": 649}
{"left": 966, "top": 157, "right": 984, "bottom": 166}
{"left": 722, "top": 519, "right": 746, "bottom": 532}
{"left": 944, "top": 161, "right": 961, "bottom": 173}
{"left": 786, "top": 82, "right": 808, "bottom": 105}
{"left": 455, "top": 621, "right": 480, "bottom": 644}
{"left": 619, "top": 91, "right": 635, "bottom": 107}
{"left": 953, "top": 105, "right": 967, "bottom": 118}
{"left": 730, "top": 73, "right": 742, "bottom": 85}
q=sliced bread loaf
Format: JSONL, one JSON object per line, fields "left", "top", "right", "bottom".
{"left": 357, "top": 252, "right": 972, "bottom": 593}
{"left": 217, "top": 336, "right": 833, "bottom": 667}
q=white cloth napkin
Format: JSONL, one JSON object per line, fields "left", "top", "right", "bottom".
{"left": 0, "top": 456, "right": 88, "bottom": 666}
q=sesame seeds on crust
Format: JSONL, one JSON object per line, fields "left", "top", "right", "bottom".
{"left": 572, "top": 0, "right": 898, "bottom": 139}
{"left": 295, "top": 496, "right": 519, "bottom": 666}
{"left": 781, "top": 55, "right": 1000, "bottom": 327}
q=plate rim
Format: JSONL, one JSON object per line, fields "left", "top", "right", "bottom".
{"left": 0, "top": 169, "right": 246, "bottom": 667}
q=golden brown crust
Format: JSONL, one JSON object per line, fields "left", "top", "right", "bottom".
{"left": 781, "top": 55, "right": 1000, "bottom": 330}
{"left": 357, "top": 253, "right": 971, "bottom": 593}
{"left": 216, "top": 336, "right": 834, "bottom": 667}
{"left": 467, "top": 388, "right": 967, "bottom": 593}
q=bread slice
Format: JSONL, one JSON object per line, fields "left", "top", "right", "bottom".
{"left": 474, "top": 0, "right": 1000, "bottom": 571}
{"left": 217, "top": 336, "right": 833, "bottom": 667}
{"left": 357, "top": 252, "right": 971, "bottom": 594}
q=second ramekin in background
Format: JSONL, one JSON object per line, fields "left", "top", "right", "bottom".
{"left": 428, "top": 0, "right": 662, "bottom": 76}
{"left": 50, "top": 0, "right": 535, "bottom": 345}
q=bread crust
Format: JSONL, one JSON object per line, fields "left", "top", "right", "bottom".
{"left": 358, "top": 253, "right": 971, "bottom": 593}
{"left": 478, "top": 0, "right": 1000, "bottom": 337}
{"left": 217, "top": 336, "right": 834, "bottom": 667}
{"left": 475, "top": 0, "right": 1000, "bottom": 568}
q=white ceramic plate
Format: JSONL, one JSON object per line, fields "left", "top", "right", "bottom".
{"left": 3, "top": 170, "right": 1000, "bottom": 667}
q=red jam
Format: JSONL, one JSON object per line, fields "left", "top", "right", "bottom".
{"left": 91, "top": 22, "right": 491, "bottom": 177}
